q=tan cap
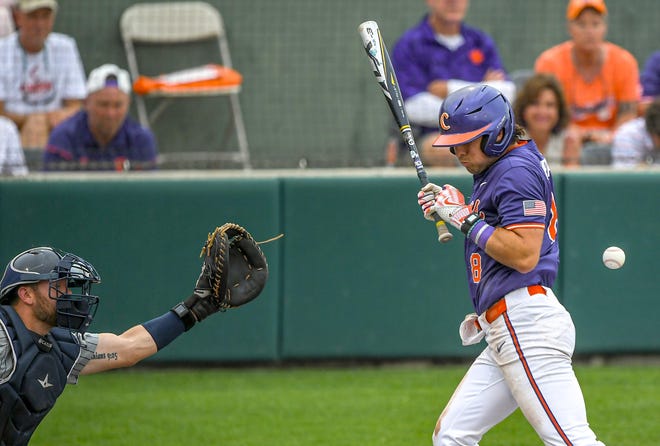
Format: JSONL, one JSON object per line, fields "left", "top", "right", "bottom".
{"left": 566, "top": 0, "right": 607, "bottom": 20}
{"left": 16, "top": 0, "right": 58, "bottom": 13}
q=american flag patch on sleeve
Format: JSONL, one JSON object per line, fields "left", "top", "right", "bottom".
{"left": 522, "top": 200, "right": 547, "bottom": 216}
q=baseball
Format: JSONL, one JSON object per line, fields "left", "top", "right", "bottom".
{"left": 602, "top": 246, "right": 625, "bottom": 269}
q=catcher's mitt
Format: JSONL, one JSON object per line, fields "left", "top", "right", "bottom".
{"left": 199, "top": 222, "right": 269, "bottom": 309}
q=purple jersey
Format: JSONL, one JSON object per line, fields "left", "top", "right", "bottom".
{"left": 44, "top": 110, "right": 157, "bottom": 171}
{"left": 391, "top": 17, "right": 507, "bottom": 101}
{"left": 466, "top": 141, "right": 559, "bottom": 314}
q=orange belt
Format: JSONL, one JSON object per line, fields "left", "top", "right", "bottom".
{"left": 484, "top": 285, "right": 547, "bottom": 324}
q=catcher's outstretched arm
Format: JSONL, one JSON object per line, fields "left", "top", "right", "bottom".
{"left": 83, "top": 223, "right": 270, "bottom": 375}
{"left": 82, "top": 326, "right": 158, "bottom": 374}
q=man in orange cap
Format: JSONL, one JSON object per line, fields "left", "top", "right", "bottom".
{"left": 534, "top": 0, "right": 640, "bottom": 166}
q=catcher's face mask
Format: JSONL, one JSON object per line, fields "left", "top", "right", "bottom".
{"left": 0, "top": 247, "right": 101, "bottom": 333}
{"left": 50, "top": 253, "right": 101, "bottom": 333}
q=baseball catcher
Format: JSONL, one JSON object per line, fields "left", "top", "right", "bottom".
{"left": 0, "top": 222, "right": 268, "bottom": 445}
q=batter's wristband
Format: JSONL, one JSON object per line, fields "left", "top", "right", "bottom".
{"left": 460, "top": 212, "right": 482, "bottom": 236}
{"left": 142, "top": 310, "right": 186, "bottom": 350}
{"left": 468, "top": 220, "right": 495, "bottom": 251}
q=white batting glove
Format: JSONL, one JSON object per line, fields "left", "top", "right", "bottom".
{"left": 416, "top": 182, "right": 443, "bottom": 220}
{"left": 434, "top": 184, "right": 465, "bottom": 206}
{"left": 420, "top": 184, "right": 495, "bottom": 250}
{"left": 417, "top": 183, "right": 469, "bottom": 227}
{"left": 437, "top": 204, "right": 476, "bottom": 233}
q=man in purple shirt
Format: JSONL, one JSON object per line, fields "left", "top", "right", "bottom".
{"left": 44, "top": 64, "right": 157, "bottom": 171}
{"left": 417, "top": 85, "right": 605, "bottom": 445}
{"left": 641, "top": 50, "right": 660, "bottom": 100}
{"left": 388, "top": 0, "right": 515, "bottom": 167}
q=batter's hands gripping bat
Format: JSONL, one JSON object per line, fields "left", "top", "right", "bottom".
{"left": 357, "top": 20, "right": 452, "bottom": 243}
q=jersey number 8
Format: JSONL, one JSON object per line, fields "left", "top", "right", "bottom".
{"left": 470, "top": 253, "right": 482, "bottom": 283}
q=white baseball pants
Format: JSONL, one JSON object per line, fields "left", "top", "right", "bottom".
{"left": 432, "top": 287, "right": 606, "bottom": 446}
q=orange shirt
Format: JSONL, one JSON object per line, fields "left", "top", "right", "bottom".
{"left": 535, "top": 41, "right": 640, "bottom": 131}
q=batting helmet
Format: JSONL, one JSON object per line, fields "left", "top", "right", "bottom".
{"left": 432, "top": 85, "right": 515, "bottom": 157}
{"left": 0, "top": 247, "right": 101, "bottom": 332}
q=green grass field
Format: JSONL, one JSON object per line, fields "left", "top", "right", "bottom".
{"left": 31, "top": 363, "right": 658, "bottom": 445}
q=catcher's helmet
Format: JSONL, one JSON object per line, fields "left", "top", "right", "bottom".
{"left": 432, "top": 84, "right": 515, "bottom": 157}
{"left": 0, "top": 247, "right": 101, "bottom": 333}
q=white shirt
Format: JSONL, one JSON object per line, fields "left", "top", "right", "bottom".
{"left": 611, "top": 117, "right": 658, "bottom": 168}
{"left": 0, "top": 6, "right": 13, "bottom": 38}
{"left": 0, "top": 32, "right": 86, "bottom": 114}
{"left": 0, "top": 116, "right": 27, "bottom": 175}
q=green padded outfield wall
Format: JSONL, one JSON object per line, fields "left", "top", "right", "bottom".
{"left": 51, "top": 0, "right": 659, "bottom": 167}
{"left": 1, "top": 170, "right": 657, "bottom": 361}
{"left": 560, "top": 171, "right": 660, "bottom": 353}
{"left": 280, "top": 173, "right": 477, "bottom": 359}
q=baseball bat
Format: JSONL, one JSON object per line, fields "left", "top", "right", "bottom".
{"left": 357, "top": 20, "right": 452, "bottom": 243}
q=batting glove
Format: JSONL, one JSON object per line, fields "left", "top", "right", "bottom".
{"left": 418, "top": 184, "right": 495, "bottom": 250}
{"left": 417, "top": 182, "right": 462, "bottom": 220}
{"left": 417, "top": 183, "right": 440, "bottom": 219}
{"left": 434, "top": 184, "right": 465, "bottom": 206}
{"left": 418, "top": 183, "right": 470, "bottom": 227}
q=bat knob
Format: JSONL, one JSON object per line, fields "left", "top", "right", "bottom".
{"left": 435, "top": 220, "right": 453, "bottom": 243}
{"left": 437, "top": 232, "right": 453, "bottom": 243}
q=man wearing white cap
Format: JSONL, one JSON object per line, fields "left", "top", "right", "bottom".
{"left": 0, "top": 0, "right": 86, "bottom": 150}
{"left": 44, "top": 64, "right": 158, "bottom": 171}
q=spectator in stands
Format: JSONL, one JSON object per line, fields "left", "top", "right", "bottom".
{"left": 0, "top": 115, "right": 28, "bottom": 175}
{"left": 641, "top": 51, "right": 660, "bottom": 100}
{"left": 638, "top": 50, "right": 660, "bottom": 116}
{"left": 0, "top": 0, "right": 86, "bottom": 150}
{"left": 611, "top": 98, "right": 660, "bottom": 168}
{"left": 388, "top": 0, "right": 515, "bottom": 167}
{"left": 0, "top": 0, "right": 15, "bottom": 38}
{"left": 44, "top": 64, "right": 157, "bottom": 171}
{"left": 513, "top": 73, "right": 578, "bottom": 168}
{"left": 534, "top": 0, "right": 640, "bottom": 166}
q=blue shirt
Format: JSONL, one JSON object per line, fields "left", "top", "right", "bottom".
{"left": 466, "top": 141, "right": 559, "bottom": 314}
{"left": 44, "top": 110, "right": 157, "bottom": 171}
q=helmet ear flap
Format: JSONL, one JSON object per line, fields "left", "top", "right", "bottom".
{"left": 480, "top": 136, "right": 488, "bottom": 154}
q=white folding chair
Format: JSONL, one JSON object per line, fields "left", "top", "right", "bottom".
{"left": 120, "top": 1, "right": 251, "bottom": 169}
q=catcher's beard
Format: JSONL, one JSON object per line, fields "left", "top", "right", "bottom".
{"left": 34, "top": 288, "right": 58, "bottom": 327}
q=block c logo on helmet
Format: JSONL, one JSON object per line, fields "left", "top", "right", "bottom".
{"left": 440, "top": 112, "right": 451, "bottom": 130}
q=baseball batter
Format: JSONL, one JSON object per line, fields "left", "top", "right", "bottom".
{"left": 417, "top": 85, "right": 605, "bottom": 445}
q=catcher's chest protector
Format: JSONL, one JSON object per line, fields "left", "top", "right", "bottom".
{"left": 0, "top": 306, "right": 71, "bottom": 446}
